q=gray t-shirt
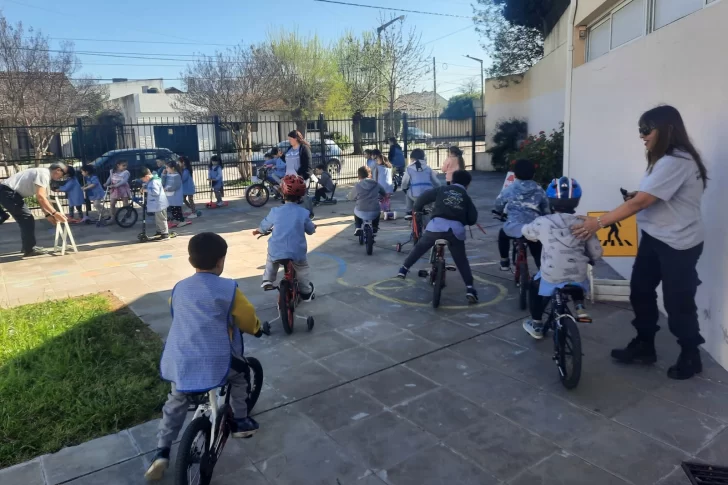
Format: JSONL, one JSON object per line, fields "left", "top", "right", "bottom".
{"left": 286, "top": 147, "right": 300, "bottom": 176}
{"left": 1, "top": 168, "right": 51, "bottom": 198}
{"left": 637, "top": 150, "right": 704, "bottom": 250}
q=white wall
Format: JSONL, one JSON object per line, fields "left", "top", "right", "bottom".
{"left": 104, "top": 79, "right": 164, "bottom": 101}
{"left": 569, "top": 0, "right": 728, "bottom": 367}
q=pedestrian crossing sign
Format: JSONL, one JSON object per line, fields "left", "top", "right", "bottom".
{"left": 587, "top": 212, "right": 638, "bottom": 257}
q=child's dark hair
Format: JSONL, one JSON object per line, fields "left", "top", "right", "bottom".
{"left": 81, "top": 164, "right": 95, "bottom": 175}
{"left": 364, "top": 149, "right": 372, "bottom": 158}
{"left": 188, "top": 232, "right": 228, "bottom": 270}
{"left": 315, "top": 163, "right": 326, "bottom": 170}
{"left": 179, "top": 156, "right": 192, "bottom": 173}
{"left": 449, "top": 146, "right": 466, "bottom": 171}
{"left": 451, "top": 170, "right": 471, "bottom": 187}
{"left": 140, "top": 167, "right": 152, "bottom": 176}
{"left": 410, "top": 148, "right": 426, "bottom": 170}
{"left": 388, "top": 137, "right": 398, "bottom": 144}
{"left": 264, "top": 152, "right": 273, "bottom": 160}
{"left": 166, "top": 160, "right": 179, "bottom": 172}
{"left": 513, "top": 159, "right": 535, "bottom": 181}
{"left": 66, "top": 166, "right": 77, "bottom": 178}
{"left": 209, "top": 155, "right": 221, "bottom": 168}
{"left": 357, "top": 166, "right": 370, "bottom": 179}
{"left": 115, "top": 159, "right": 128, "bottom": 168}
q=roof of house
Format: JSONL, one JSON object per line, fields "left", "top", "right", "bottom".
{"left": 394, "top": 91, "right": 449, "bottom": 113}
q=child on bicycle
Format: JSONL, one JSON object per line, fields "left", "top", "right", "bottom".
{"left": 402, "top": 148, "right": 441, "bottom": 214}
{"left": 493, "top": 159, "right": 549, "bottom": 271}
{"left": 397, "top": 170, "right": 479, "bottom": 303}
{"left": 521, "top": 177, "right": 603, "bottom": 339}
{"left": 254, "top": 174, "right": 316, "bottom": 299}
{"left": 145, "top": 232, "right": 263, "bottom": 481}
{"left": 348, "top": 166, "right": 386, "bottom": 236}
{"left": 313, "top": 164, "right": 335, "bottom": 203}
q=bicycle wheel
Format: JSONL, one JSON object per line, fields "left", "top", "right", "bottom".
{"left": 115, "top": 205, "right": 138, "bottom": 228}
{"left": 518, "top": 261, "right": 529, "bottom": 310}
{"left": 245, "top": 184, "right": 270, "bottom": 207}
{"left": 245, "top": 357, "right": 264, "bottom": 413}
{"left": 432, "top": 260, "right": 445, "bottom": 309}
{"left": 279, "top": 280, "right": 294, "bottom": 334}
{"left": 556, "top": 317, "right": 582, "bottom": 389}
{"left": 365, "top": 225, "right": 373, "bottom": 255}
{"left": 175, "top": 416, "right": 213, "bottom": 485}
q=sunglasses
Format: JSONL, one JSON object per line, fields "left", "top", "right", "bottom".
{"left": 639, "top": 126, "right": 654, "bottom": 136}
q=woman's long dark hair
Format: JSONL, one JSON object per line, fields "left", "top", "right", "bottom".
{"left": 449, "top": 146, "right": 465, "bottom": 171}
{"left": 287, "top": 130, "right": 310, "bottom": 148}
{"left": 639, "top": 105, "right": 708, "bottom": 188}
{"left": 179, "top": 156, "right": 192, "bottom": 174}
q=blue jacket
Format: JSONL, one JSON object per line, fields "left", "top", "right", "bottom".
{"left": 84, "top": 175, "right": 105, "bottom": 201}
{"left": 164, "top": 172, "right": 184, "bottom": 207}
{"left": 58, "top": 177, "right": 85, "bottom": 207}
{"left": 494, "top": 179, "right": 550, "bottom": 238}
{"left": 161, "top": 273, "right": 240, "bottom": 392}
{"left": 209, "top": 165, "right": 223, "bottom": 190}
{"left": 182, "top": 168, "right": 195, "bottom": 195}
{"left": 259, "top": 202, "right": 316, "bottom": 262}
{"left": 267, "top": 157, "right": 286, "bottom": 178}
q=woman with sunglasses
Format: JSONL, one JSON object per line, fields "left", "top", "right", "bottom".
{"left": 0, "top": 162, "right": 69, "bottom": 257}
{"left": 573, "top": 105, "right": 707, "bottom": 380}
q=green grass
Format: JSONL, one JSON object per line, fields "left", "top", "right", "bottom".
{"left": 0, "top": 293, "right": 168, "bottom": 468}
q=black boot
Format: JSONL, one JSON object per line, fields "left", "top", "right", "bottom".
{"left": 667, "top": 347, "right": 702, "bottom": 380}
{"left": 611, "top": 337, "right": 657, "bottom": 364}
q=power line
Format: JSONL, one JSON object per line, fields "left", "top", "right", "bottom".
{"left": 313, "top": 0, "right": 471, "bottom": 19}
{"left": 51, "top": 37, "right": 235, "bottom": 47}
{"left": 423, "top": 25, "right": 474, "bottom": 45}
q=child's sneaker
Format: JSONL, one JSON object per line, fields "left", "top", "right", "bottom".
{"left": 500, "top": 259, "right": 510, "bottom": 271}
{"left": 466, "top": 286, "right": 478, "bottom": 303}
{"left": 144, "top": 447, "right": 170, "bottom": 481}
{"left": 261, "top": 281, "right": 275, "bottom": 291}
{"left": 0, "top": 212, "right": 8, "bottom": 224}
{"left": 158, "top": 233, "right": 170, "bottom": 240}
{"left": 216, "top": 202, "right": 225, "bottom": 208}
{"left": 301, "top": 282, "right": 315, "bottom": 302}
{"left": 404, "top": 214, "right": 413, "bottom": 221}
{"left": 523, "top": 319, "right": 544, "bottom": 340}
{"left": 232, "top": 416, "right": 259, "bottom": 438}
{"left": 575, "top": 303, "right": 592, "bottom": 323}
{"left": 397, "top": 266, "right": 408, "bottom": 279}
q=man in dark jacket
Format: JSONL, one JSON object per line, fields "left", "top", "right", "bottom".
{"left": 397, "top": 170, "right": 479, "bottom": 303}
{"left": 388, "top": 137, "right": 405, "bottom": 174}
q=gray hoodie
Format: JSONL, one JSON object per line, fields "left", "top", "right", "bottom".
{"left": 522, "top": 213, "right": 603, "bottom": 285}
{"left": 348, "top": 178, "right": 385, "bottom": 217}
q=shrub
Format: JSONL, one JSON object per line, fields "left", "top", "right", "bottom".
{"left": 487, "top": 119, "right": 527, "bottom": 172}
{"left": 330, "top": 131, "right": 351, "bottom": 147}
{"left": 507, "top": 123, "right": 564, "bottom": 187}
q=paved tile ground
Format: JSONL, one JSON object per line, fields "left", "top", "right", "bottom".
{"left": 2, "top": 173, "right": 728, "bottom": 485}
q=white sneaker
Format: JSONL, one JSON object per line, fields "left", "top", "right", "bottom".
{"left": 261, "top": 281, "right": 275, "bottom": 290}
{"left": 522, "top": 319, "right": 544, "bottom": 340}
{"left": 186, "top": 213, "right": 197, "bottom": 219}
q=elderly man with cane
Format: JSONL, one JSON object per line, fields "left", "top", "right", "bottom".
{"left": 0, "top": 162, "right": 69, "bottom": 257}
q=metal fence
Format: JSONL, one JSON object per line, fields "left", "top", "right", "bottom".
{"left": 0, "top": 112, "right": 486, "bottom": 212}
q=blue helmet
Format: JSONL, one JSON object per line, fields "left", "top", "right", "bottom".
{"left": 547, "top": 176, "right": 582, "bottom": 212}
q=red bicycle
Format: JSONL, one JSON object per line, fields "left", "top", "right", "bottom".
{"left": 255, "top": 231, "right": 314, "bottom": 335}
{"left": 493, "top": 211, "right": 530, "bottom": 310}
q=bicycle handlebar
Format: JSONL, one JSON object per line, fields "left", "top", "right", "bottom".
{"left": 492, "top": 210, "right": 507, "bottom": 221}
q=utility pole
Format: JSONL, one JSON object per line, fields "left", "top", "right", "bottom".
{"left": 464, "top": 55, "right": 484, "bottom": 115}
{"left": 433, "top": 57, "right": 439, "bottom": 138}
{"left": 376, "top": 15, "right": 405, "bottom": 146}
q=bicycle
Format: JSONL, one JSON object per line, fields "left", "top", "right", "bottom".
{"left": 493, "top": 210, "right": 530, "bottom": 310}
{"left": 395, "top": 209, "right": 427, "bottom": 253}
{"left": 115, "top": 181, "right": 145, "bottom": 228}
{"left": 175, "top": 355, "right": 264, "bottom": 485}
{"left": 541, "top": 284, "right": 592, "bottom": 389}
{"left": 358, "top": 219, "right": 375, "bottom": 256}
{"left": 245, "top": 167, "right": 283, "bottom": 208}
{"left": 256, "top": 231, "right": 315, "bottom": 335}
{"left": 416, "top": 228, "right": 457, "bottom": 309}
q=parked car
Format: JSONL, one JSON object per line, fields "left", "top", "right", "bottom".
{"left": 251, "top": 139, "right": 343, "bottom": 178}
{"left": 406, "top": 127, "right": 433, "bottom": 144}
{"left": 92, "top": 148, "right": 179, "bottom": 185}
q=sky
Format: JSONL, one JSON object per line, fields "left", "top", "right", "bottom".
{"left": 0, "top": 0, "right": 491, "bottom": 99}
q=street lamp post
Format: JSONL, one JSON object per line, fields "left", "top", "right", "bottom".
{"left": 376, "top": 16, "right": 405, "bottom": 146}
{"left": 464, "top": 54, "right": 484, "bottom": 115}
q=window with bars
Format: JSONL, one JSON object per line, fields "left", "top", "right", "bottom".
{"left": 587, "top": 0, "right": 721, "bottom": 62}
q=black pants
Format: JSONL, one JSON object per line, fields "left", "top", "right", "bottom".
{"left": 403, "top": 230, "right": 473, "bottom": 287}
{"left": 529, "top": 279, "right": 585, "bottom": 321}
{"left": 498, "top": 228, "right": 542, "bottom": 269}
{"left": 0, "top": 185, "right": 35, "bottom": 252}
{"left": 169, "top": 206, "right": 184, "bottom": 222}
{"left": 314, "top": 187, "right": 329, "bottom": 202}
{"left": 354, "top": 215, "right": 380, "bottom": 233}
{"left": 630, "top": 231, "right": 704, "bottom": 349}
{"left": 69, "top": 205, "right": 83, "bottom": 218}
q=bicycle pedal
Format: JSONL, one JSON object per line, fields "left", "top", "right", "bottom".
{"left": 446, "top": 265, "right": 457, "bottom": 271}
{"left": 577, "top": 317, "right": 593, "bottom": 324}
{"left": 417, "top": 270, "right": 429, "bottom": 278}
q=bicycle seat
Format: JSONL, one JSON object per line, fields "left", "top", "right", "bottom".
{"left": 273, "top": 258, "right": 293, "bottom": 265}
{"left": 558, "top": 284, "right": 585, "bottom": 297}
{"left": 435, "top": 239, "right": 448, "bottom": 246}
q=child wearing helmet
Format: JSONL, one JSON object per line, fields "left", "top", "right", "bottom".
{"left": 520, "top": 177, "right": 603, "bottom": 339}
{"left": 253, "top": 174, "right": 316, "bottom": 299}
{"left": 494, "top": 159, "right": 550, "bottom": 271}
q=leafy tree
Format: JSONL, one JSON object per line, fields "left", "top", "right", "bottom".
{"left": 0, "top": 14, "right": 105, "bottom": 166}
{"left": 486, "top": 118, "right": 527, "bottom": 171}
{"left": 473, "top": 0, "right": 544, "bottom": 81}
{"left": 441, "top": 93, "right": 479, "bottom": 120}
{"left": 335, "top": 32, "right": 383, "bottom": 154}
{"left": 269, "top": 32, "right": 342, "bottom": 135}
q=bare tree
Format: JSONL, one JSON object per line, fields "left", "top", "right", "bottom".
{"left": 174, "top": 43, "right": 280, "bottom": 179}
{"left": 269, "top": 32, "right": 342, "bottom": 135}
{"left": 0, "top": 15, "right": 105, "bottom": 166}
{"left": 460, "top": 77, "right": 480, "bottom": 96}
{"left": 335, "top": 32, "right": 382, "bottom": 154}
{"left": 375, "top": 15, "right": 430, "bottom": 136}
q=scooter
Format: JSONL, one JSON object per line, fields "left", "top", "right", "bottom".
{"left": 137, "top": 192, "right": 176, "bottom": 243}
{"left": 206, "top": 184, "right": 228, "bottom": 209}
